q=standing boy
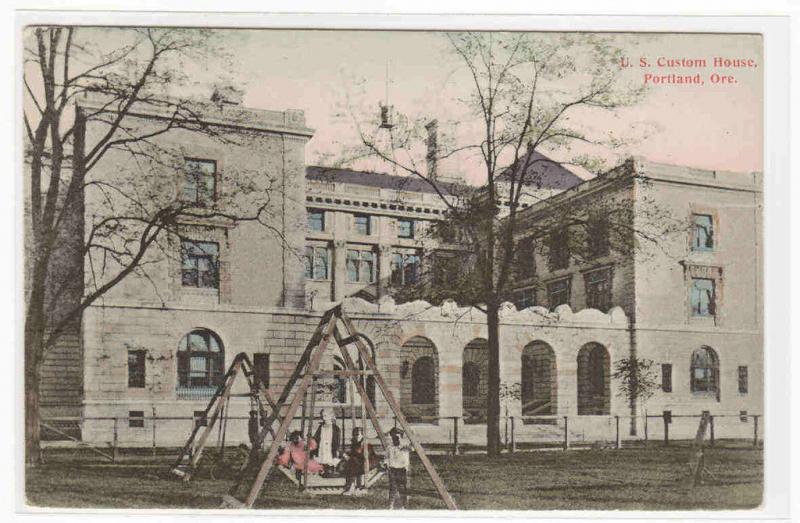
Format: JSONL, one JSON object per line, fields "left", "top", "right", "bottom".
{"left": 385, "top": 427, "right": 411, "bottom": 509}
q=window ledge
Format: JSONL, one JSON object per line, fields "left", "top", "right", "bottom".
{"left": 690, "top": 392, "right": 720, "bottom": 400}
{"left": 181, "top": 287, "right": 220, "bottom": 296}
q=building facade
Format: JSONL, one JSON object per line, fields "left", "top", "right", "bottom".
{"left": 34, "top": 95, "right": 762, "bottom": 447}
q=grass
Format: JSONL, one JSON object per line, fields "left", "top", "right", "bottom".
{"left": 26, "top": 443, "right": 762, "bottom": 511}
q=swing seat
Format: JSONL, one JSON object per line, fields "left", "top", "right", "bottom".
{"left": 276, "top": 465, "right": 385, "bottom": 495}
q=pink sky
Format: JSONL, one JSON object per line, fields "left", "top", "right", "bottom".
{"left": 67, "top": 29, "right": 762, "bottom": 182}
{"left": 215, "top": 31, "right": 762, "bottom": 180}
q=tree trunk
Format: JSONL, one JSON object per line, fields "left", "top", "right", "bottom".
{"left": 486, "top": 301, "right": 502, "bottom": 456}
{"left": 24, "top": 308, "right": 45, "bottom": 466}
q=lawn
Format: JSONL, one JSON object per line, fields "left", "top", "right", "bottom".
{"left": 25, "top": 444, "right": 762, "bottom": 511}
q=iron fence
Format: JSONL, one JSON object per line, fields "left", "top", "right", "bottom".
{"left": 40, "top": 411, "right": 762, "bottom": 463}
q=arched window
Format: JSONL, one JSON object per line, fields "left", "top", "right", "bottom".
{"left": 462, "top": 362, "right": 481, "bottom": 397}
{"left": 411, "top": 356, "right": 436, "bottom": 404}
{"left": 691, "top": 346, "right": 719, "bottom": 397}
{"left": 177, "top": 329, "right": 224, "bottom": 389}
{"left": 521, "top": 342, "right": 557, "bottom": 415}
{"left": 577, "top": 343, "right": 610, "bottom": 415}
{"left": 399, "top": 336, "right": 439, "bottom": 421}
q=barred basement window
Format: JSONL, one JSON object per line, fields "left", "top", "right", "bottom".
{"left": 194, "top": 410, "right": 208, "bottom": 428}
{"left": 661, "top": 363, "right": 672, "bottom": 393}
{"left": 127, "top": 350, "right": 146, "bottom": 388}
{"left": 129, "top": 410, "right": 144, "bottom": 428}
{"left": 738, "top": 366, "right": 749, "bottom": 394}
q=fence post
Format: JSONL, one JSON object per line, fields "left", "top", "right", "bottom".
{"left": 644, "top": 414, "right": 649, "bottom": 446}
{"left": 709, "top": 415, "right": 715, "bottom": 447}
{"left": 112, "top": 417, "right": 119, "bottom": 463}
{"left": 663, "top": 411, "right": 669, "bottom": 447}
{"left": 753, "top": 415, "right": 759, "bottom": 448}
{"left": 563, "top": 416, "right": 569, "bottom": 450}
{"left": 452, "top": 417, "right": 459, "bottom": 455}
{"left": 510, "top": 416, "right": 516, "bottom": 454}
{"left": 615, "top": 415, "right": 620, "bottom": 449}
{"left": 152, "top": 416, "right": 157, "bottom": 457}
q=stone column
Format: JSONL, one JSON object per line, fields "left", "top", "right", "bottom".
{"left": 377, "top": 244, "right": 393, "bottom": 298}
{"left": 332, "top": 239, "right": 348, "bottom": 302}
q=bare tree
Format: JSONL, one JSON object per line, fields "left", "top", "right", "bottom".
{"left": 23, "top": 26, "right": 282, "bottom": 465}
{"left": 338, "top": 32, "right": 679, "bottom": 455}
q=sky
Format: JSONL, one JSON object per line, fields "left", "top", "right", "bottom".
{"left": 41, "top": 28, "right": 763, "bottom": 184}
{"left": 217, "top": 30, "right": 762, "bottom": 182}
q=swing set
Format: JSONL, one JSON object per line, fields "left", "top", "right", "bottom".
{"left": 170, "top": 305, "right": 458, "bottom": 509}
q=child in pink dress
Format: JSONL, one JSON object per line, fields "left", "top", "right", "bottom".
{"left": 277, "top": 430, "right": 324, "bottom": 474}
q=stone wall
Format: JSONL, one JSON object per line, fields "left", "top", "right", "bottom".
{"left": 84, "top": 295, "right": 756, "bottom": 447}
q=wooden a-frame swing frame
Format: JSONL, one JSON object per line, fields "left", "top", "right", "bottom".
{"left": 172, "top": 306, "right": 458, "bottom": 510}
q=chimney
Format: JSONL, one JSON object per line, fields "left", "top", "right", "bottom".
{"left": 211, "top": 85, "right": 244, "bottom": 107}
{"left": 426, "top": 119, "right": 438, "bottom": 181}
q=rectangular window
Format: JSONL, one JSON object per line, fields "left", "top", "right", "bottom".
{"left": 584, "top": 267, "right": 612, "bottom": 312}
{"left": 253, "top": 353, "right": 270, "bottom": 389}
{"left": 547, "top": 278, "right": 571, "bottom": 310}
{"left": 391, "top": 252, "right": 420, "bottom": 286}
{"left": 181, "top": 158, "right": 217, "bottom": 205}
{"left": 304, "top": 245, "right": 330, "bottom": 280}
{"left": 129, "top": 410, "right": 144, "bottom": 428}
{"left": 548, "top": 228, "right": 570, "bottom": 271}
{"left": 738, "top": 365, "right": 749, "bottom": 394}
{"left": 360, "top": 250, "right": 375, "bottom": 283}
{"left": 353, "top": 214, "right": 371, "bottom": 235}
{"left": 515, "top": 237, "right": 536, "bottom": 279}
{"left": 346, "top": 249, "right": 376, "bottom": 283}
{"left": 181, "top": 241, "right": 219, "bottom": 289}
{"left": 739, "top": 410, "right": 748, "bottom": 422}
{"left": 692, "top": 214, "right": 714, "bottom": 251}
{"left": 127, "top": 350, "right": 146, "bottom": 388}
{"left": 661, "top": 363, "right": 673, "bottom": 393}
{"left": 690, "top": 277, "right": 716, "bottom": 317}
{"left": 193, "top": 410, "right": 208, "bottom": 429}
{"left": 513, "top": 288, "right": 536, "bottom": 310}
{"left": 587, "top": 217, "right": 610, "bottom": 259}
{"left": 397, "top": 218, "right": 415, "bottom": 239}
{"left": 308, "top": 210, "right": 325, "bottom": 232}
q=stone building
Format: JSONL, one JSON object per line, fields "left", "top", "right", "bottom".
{"left": 33, "top": 94, "right": 762, "bottom": 447}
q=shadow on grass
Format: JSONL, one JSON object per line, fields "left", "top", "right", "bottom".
{"left": 27, "top": 445, "right": 763, "bottom": 511}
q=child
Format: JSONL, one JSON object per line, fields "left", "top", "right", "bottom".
{"left": 342, "top": 427, "right": 378, "bottom": 495}
{"left": 384, "top": 427, "right": 411, "bottom": 509}
{"left": 277, "top": 430, "right": 324, "bottom": 478}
